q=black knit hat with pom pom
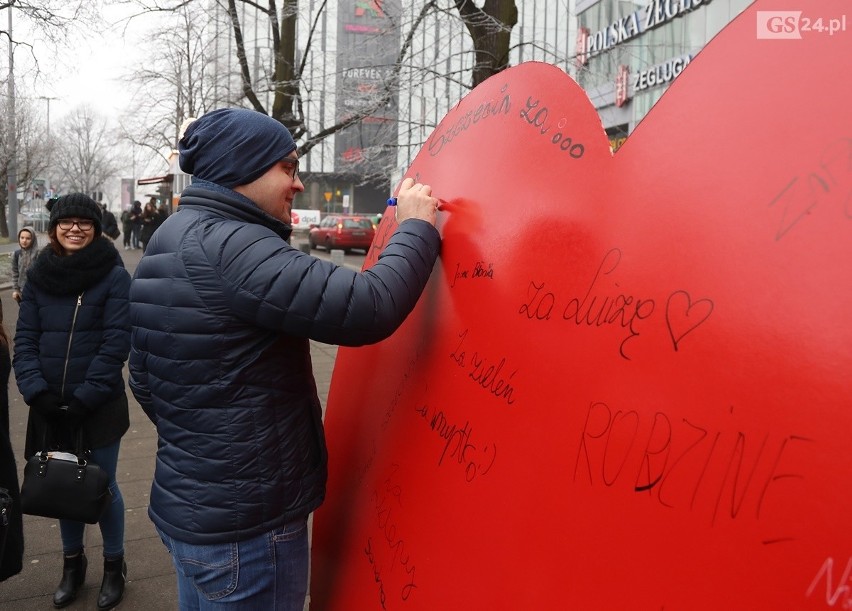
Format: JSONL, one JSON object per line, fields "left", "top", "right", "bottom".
{"left": 46, "top": 193, "right": 103, "bottom": 236}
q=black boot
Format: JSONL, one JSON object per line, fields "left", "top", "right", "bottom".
{"left": 97, "top": 556, "right": 127, "bottom": 610}
{"left": 53, "top": 551, "right": 87, "bottom": 608}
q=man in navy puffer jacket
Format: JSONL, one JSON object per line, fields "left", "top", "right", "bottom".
{"left": 129, "top": 108, "right": 440, "bottom": 610}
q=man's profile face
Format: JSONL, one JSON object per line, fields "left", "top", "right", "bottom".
{"left": 235, "top": 153, "right": 304, "bottom": 223}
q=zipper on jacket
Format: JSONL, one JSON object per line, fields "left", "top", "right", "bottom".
{"left": 61, "top": 292, "right": 84, "bottom": 401}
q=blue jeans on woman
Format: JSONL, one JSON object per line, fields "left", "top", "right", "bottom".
{"left": 156, "top": 518, "right": 309, "bottom": 610}
{"left": 59, "top": 440, "right": 125, "bottom": 558}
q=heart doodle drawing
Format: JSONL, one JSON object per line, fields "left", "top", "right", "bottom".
{"left": 312, "top": 1, "right": 851, "bottom": 609}
{"left": 665, "top": 290, "right": 714, "bottom": 351}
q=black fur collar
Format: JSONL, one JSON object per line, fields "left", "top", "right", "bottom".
{"left": 28, "top": 237, "right": 121, "bottom": 296}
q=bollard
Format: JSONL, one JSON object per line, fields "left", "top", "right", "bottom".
{"left": 299, "top": 243, "right": 311, "bottom": 255}
{"left": 330, "top": 249, "right": 345, "bottom": 267}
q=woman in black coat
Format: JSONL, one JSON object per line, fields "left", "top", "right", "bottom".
{"left": 13, "top": 193, "right": 131, "bottom": 610}
{"left": 0, "top": 299, "right": 23, "bottom": 583}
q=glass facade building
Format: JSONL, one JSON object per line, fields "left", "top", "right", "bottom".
{"left": 158, "top": 1, "right": 757, "bottom": 209}
{"left": 575, "top": 0, "right": 751, "bottom": 150}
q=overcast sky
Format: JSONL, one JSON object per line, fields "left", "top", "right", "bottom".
{"left": 39, "top": 4, "right": 147, "bottom": 123}
{"left": 9, "top": 1, "right": 152, "bottom": 127}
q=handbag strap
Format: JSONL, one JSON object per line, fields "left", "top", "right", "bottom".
{"left": 39, "top": 422, "right": 86, "bottom": 458}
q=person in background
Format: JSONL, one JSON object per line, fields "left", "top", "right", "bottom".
{"left": 139, "top": 200, "right": 163, "bottom": 253}
{"left": 13, "top": 193, "right": 131, "bottom": 610}
{"left": 129, "top": 107, "right": 440, "bottom": 610}
{"left": 0, "top": 298, "right": 24, "bottom": 583}
{"left": 156, "top": 201, "right": 170, "bottom": 222}
{"left": 120, "top": 207, "right": 133, "bottom": 250}
{"left": 129, "top": 200, "right": 143, "bottom": 249}
{"left": 100, "top": 203, "right": 120, "bottom": 241}
{"left": 11, "top": 226, "right": 39, "bottom": 304}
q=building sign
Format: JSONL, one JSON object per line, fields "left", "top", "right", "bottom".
{"left": 633, "top": 54, "right": 693, "bottom": 92}
{"left": 355, "top": 0, "right": 385, "bottom": 18}
{"left": 615, "top": 65, "right": 630, "bottom": 106}
{"left": 291, "top": 208, "right": 322, "bottom": 230}
{"left": 583, "top": 0, "right": 712, "bottom": 60}
{"left": 335, "top": 0, "right": 401, "bottom": 175}
{"left": 575, "top": 27, "right": 590, "bottom": 67}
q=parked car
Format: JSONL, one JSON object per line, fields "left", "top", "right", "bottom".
{"left": 308, "top": 214, "right": 376, "bottom": 253}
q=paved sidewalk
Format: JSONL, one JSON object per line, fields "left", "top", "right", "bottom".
{"left": 0, "top": 240, "right": 348, "bottom": 610}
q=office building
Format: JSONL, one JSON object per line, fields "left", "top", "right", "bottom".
{"left": 575, "top": 0, "right": 751, "bottom": 150}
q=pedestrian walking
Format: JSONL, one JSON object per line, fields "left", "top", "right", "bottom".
{"left": 129, "top": 107, "right": 441, "bottom": 610}
{"left": 100, "top": 203, "right": 121, "bottom": 241}
{"left": 139, "top": 199, "right": 163, "bottom": 253}
{"left": 13, "top": 193, "right": 132, "bottom": 610}
{"left": 11, "top": 226, "right": 39, "bottom": 304}
{"left": 120, "top": 208, "right": 133, "bottom": 250}
{"left": 156, "top": 202, "right": 170, "bottom": 221}
{"left": 129, "top": 201, "right": 142, "bottom": 249}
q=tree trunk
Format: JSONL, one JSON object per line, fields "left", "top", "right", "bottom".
{"left": 454, "top": 0, "right": 519, "bottom": 87}
{"left": 271, "top": 0, "right": 301, "bottom": 134}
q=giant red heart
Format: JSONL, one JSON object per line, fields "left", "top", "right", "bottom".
{"left": 312, "top": 1, "right": 852, "bottom": 608}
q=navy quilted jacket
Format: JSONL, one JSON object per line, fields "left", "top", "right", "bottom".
{"left": 129, "top": 185, "right": 440, "bottom": 544}
{"left": 14, "top": 242, "right": 131, "bottom": 457}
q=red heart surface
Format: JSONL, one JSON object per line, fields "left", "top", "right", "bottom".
{"left": 312, "top": 1, "right": 852, "bottom": 608}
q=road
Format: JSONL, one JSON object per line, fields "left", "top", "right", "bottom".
{"left": 290, "top": 233, "right": 368, "bottom": 271}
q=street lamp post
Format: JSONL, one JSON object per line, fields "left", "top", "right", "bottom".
{"left": 36, "top": 95, "right": 59, "bottom": 202}
{"left": 38, "top": 95, "right": 58, "bottom": 138}
{"left": 6, "top": 2, "right": 17, "bottom": 237}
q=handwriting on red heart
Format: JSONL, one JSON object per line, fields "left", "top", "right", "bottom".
{"left": 313, "top": 2, "right": 852, "bottom": 609}
{"left": 666, "top": 290, "right": 714, "bottom": 351}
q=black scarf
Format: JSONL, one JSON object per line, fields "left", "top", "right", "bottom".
{"left": 28, "top": 237, "right": 120, "bottom": 296}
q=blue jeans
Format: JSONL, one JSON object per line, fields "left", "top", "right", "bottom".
{"left": 156, "top": 518, "right": 309, "bottom": 610}
{"left": 59, "top": 440, "right": 125, "bottom": 558}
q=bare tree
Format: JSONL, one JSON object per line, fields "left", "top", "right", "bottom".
{"left": 0, "top": 1, "right": 103, "bottom": 235}
{"left": 118, "top": 2, "right": 220, "bottom": 172}
{"left": 0, "top": 93, "right": 49, "bottom": 236}
{"left": 117, "top": 0, "right": 551, "bottom": 189}
{"left": 116, "top": 2, "right": 420, "bottom": 176}
{"left": 0, "top": 1, "right": 102, "bottom": 76}
{"left": 51, "top": 105, "right": 123, "bottom": 198}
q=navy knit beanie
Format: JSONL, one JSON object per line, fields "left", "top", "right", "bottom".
{"left": 46, "top": 193, "right": 103, "bottom": 236}
{"left": 178, "top": 108, "right": 297, "bottom": 188}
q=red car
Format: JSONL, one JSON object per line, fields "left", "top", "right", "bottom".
{"left": 308, "top": 214, "right": 376, "bottom": 253}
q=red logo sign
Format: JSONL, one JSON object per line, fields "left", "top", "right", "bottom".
{"left": 575, "top": 27, "right": 590, "bottom": 67}
{"left": 355, "top": 0, "right": 385, "bottom": 18}
{"left": 615, "top": 64, "right": 630, "bottom": 107}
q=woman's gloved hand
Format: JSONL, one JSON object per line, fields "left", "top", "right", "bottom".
{"left": 29, "top": 393, "right": 65, "bottom": 420}
{"left": 63, "top": 399, "right": 88, "bottom": 426}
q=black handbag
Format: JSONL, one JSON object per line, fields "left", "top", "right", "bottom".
{"left": 20, "top": 428, "right": 112, "bottom": 524}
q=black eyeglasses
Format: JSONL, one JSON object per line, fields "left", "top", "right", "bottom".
{"left": 57, "top": 219, "right": 94, "bottom": 231}
{"left": 281, "top": 157, "right": 299, "bottom": 181}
